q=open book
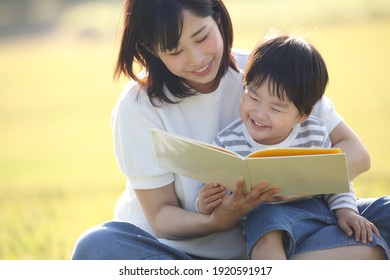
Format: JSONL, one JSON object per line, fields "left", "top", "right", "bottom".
{"left": 151, "top": 128, "right": 350, "bottom": 195}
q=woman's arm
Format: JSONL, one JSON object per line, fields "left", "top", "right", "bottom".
{"left": 135, "top": 180, "right": 279, "bottom": 240}
{"left": 330, "top": 121, "right": 371, "bottom": 180}
{"left": 135, "top": 183, "right": 216, "bottom": 239}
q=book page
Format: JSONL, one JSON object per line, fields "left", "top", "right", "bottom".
{"left": 247, "top": 147, "right": 342, "bottom": 158}
{"left": 151, "top": 128, "right": 244, "bottom": 189}
{"left": 245, "top": 153, "right": 349, "bottom": 195}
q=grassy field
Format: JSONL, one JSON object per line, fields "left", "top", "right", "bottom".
{"left": 0, "top": 0, "right": 389, "bottom": 259}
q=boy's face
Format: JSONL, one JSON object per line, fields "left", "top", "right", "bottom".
{"left": 240, "top": 79, "right": 308, "bottom": 145}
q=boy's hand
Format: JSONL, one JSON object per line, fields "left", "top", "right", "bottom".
{"left": 198, "top": 183, "right": 226, "bottom": 214}
{"left": 209, "top": 179, "right": 280, "bottom": 231}
{"left": 335, "top": 208, "right": 380, "bottom": 244}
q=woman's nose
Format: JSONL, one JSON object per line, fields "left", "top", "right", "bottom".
{"left": 188, "top": 46, "right": 205, "bottom": 66}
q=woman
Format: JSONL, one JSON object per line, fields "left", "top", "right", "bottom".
{"left": 72, "top": 0, "right": 389, "bottom": 260}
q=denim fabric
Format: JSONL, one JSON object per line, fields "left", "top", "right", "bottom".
{"left": 72, "top": 197, "right": 390, "bottom": 260}
{"left": 71, "top": 221, "right": 193, "bottom": 260}
{"left": 244, "top": 196, "right": 390, "bottom": 259}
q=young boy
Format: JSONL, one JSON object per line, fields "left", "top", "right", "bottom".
{"left": 196, "top": 34, "right": 380, "bottom": 259}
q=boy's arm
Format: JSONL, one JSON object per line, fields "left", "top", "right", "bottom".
{"left": 325, "top": 183, "right": 379, "bottom": 243}
{"left": 324, "top": 183, "right": 358, "bottom": 214}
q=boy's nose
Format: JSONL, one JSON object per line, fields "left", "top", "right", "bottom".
{"left": 254, "top": 108, "right": 268, "bottom": 121}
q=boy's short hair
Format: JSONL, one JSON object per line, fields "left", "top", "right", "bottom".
{"left": 244, "top": 33, "right": 329, "bottom": 116}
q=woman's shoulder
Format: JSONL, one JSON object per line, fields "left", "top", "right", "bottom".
{"left": 232, "top": 48, "right": 250, "bottom": 70}
{"left": 311, "top": 96, "right": 343, "bottom": 133}
{"left": 115, "top": 78, "right": 157, "bottom": 111}
{"left": 111, "top": 79, "right": 157, "bottom": 124}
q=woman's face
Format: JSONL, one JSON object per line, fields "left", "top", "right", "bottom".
{"left": 156, "top": 10, "right": 224, "bottom": 93}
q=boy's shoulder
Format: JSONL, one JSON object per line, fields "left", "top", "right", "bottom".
{"left": 214, "top": 119, "right": 249, "bottom": 149}
{"left": 214, "top": 119, "right": 245, "bottom": 145}
{"left": 300, "top": 115, "right": 327, "bottom": 134}
{"left": 218, "top": 119, "right": 244, "bottom": 137}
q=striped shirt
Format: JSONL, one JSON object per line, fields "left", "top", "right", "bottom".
{"left": 214, "top": 116, "right": 358, "bottom": 213}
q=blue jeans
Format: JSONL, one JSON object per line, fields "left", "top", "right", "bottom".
{"left": 71, "top": 221, "right": 193, "bottom": 260}
{"left": 244, "top": 196, "right": 390, "bottom": 259}
{"left": 71, "top": 196, "right": 390, "bottom": 260}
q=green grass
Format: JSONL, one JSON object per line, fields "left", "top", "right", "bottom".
{"left": 0, "top": 40, "right": 126, "bottom": 259}
{"left": 1, "top": 0, "right": 389, "bottom": 259}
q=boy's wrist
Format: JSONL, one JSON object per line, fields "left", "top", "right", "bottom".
{"left": 196, "top": 196, "right": 212, "bottom": 214}
{"left": 195, "top": 196, "right": 201, "bottom": 212}
{"left": 334, "top": 207, "right": 357, "bottom": 218}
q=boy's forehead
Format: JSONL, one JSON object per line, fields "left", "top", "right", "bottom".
{"left": 247, "top": 82, "right": 290, "bottom": 103}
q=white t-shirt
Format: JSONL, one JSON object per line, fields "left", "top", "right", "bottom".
{"left": 111, "top": 50, "right": 343, "bottom": 259}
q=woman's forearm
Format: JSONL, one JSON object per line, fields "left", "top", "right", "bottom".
{"left": 330, "top": 121, "right": 371, "bottom": 180}
{"left": 134, "top": 180, "right": 279, "bottom": 240}
{"left": 134, "top": 185, "right": 234, "bottom": 240}
{"left": 153, "top": 204, "right": 229, "bottom": 239}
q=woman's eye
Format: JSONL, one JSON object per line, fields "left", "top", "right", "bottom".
{"left": 196, "top": 34, "right": 208, "bottom": 43}
{"left": 168, "top": 50, "right": 182, "bottom": 56}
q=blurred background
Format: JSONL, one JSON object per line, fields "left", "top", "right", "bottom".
{"left": 0, "top": 0, "right": 389, "bottom": 259}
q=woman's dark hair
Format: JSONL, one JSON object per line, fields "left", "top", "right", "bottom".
{"left": 244, "top": 34, "right": 329, "bottom": 116}
{"left": 114, "top": 0, "right": 238, "bottom": 105}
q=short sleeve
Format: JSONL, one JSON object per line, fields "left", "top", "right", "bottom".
{"left": 111, "top": 83, "right": 174, "bottom": 189}
{"left": 311, "top": 96, "right": 343, "bottom": 134}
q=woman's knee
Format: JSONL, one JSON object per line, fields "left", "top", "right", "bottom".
{"left": 72, "top": 224, "right": 112, "bottom": 260}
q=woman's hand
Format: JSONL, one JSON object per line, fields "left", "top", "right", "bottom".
{"left": 135, "top": 179, "right": 279, "bottom": 240}
{"left": 209, "top": 179, "right": 280, "bottom": 231}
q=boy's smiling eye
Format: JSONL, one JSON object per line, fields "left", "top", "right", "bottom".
{"left": 244, "top": 85, "right": 260, "bottom": 102}
{"left": 271, "top": 107, "right": 282, "bottom": 113}
{"left": 249, "top": 94, "right": 259, "bottom": 102}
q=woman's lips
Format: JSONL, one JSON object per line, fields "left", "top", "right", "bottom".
{"left": 191, "top": 61, "right": 212, "bottom": 77}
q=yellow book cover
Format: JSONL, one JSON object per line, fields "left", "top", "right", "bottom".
{"left": 151, "top": 128, "right": 350, "bottom": 195}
